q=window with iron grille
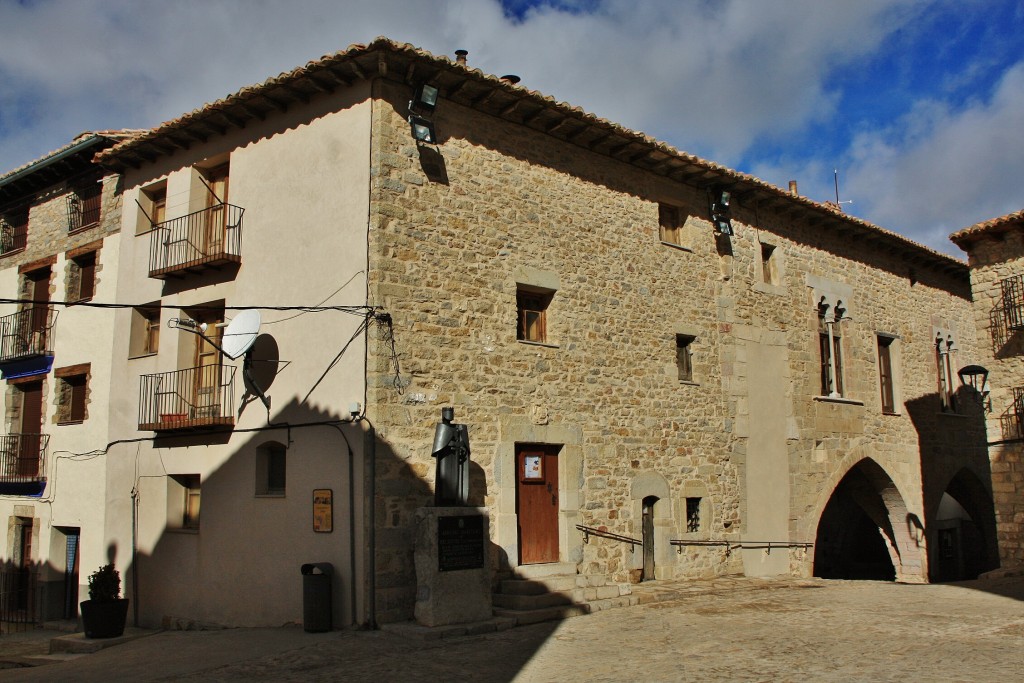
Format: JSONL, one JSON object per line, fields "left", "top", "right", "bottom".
{"left": 685, "top": 497, "right": 701, "bottom": 533}
{"left": 66, "top": 181, "right": 102, "bottom": 232}
{"left": 1, "top": 207, "right": 28, "bottom": 254}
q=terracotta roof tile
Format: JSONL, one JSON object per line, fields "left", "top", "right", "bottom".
{"left": 0, "top": 129, "right": 146, "bottom": 185}
{"left": 949, "top": 209, "right": 1024, "bottom": 246}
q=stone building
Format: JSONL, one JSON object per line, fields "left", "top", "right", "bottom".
{"left": 0, "top": 130, "right": 138, "bottom": 623}
{"left": 0, "top": 38, "right": 1003, "bottom": 631}
{"left": 950, "top": 209, "right": 1024, "bottom": 570}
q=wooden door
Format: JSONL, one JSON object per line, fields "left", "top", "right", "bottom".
{"left": 192, "top": 312, "right": 223, "bottom": 418}
{"left": 25, "top": 269, "right": 50, "bottom": 352}
{"left": 204, "top": 165, "right": 229, "bottom": 257}
{"left": 516, "top": 445, "right": 560, "bottom": 564}
{"left": 18, "top": 381, "right": 43, "bottom": 476}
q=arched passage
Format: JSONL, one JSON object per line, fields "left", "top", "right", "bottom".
{"left": 813, "top": 459, "right": 917, "bottom": 581}
{"left": 931, "top": 468, "right": 999, "bottom": 581}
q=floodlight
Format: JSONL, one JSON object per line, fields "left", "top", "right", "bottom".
{"left": 409, "top": 115, "right": 437, "bottom": 144}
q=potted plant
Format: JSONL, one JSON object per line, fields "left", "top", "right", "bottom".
{"left": 80, "top": 563, "right": 129, "bottom": 638}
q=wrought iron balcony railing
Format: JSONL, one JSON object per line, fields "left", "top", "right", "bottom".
{"left": 0, "top": 219, "right": 28, "bottom": 255}
{"left": 1000, "top": 274, "right": 1024, "bottom": 332}
{"left": 0, "top": 307, "right": 55, "bottom": 363}
{"left": 148, "top": 203, "right": 244, "bottom": 279}
{"left": 138, "top": 365, "right": 236, "bottom": 431}
{"left": 0, "top": 434, "right": 49, "bottom": 482}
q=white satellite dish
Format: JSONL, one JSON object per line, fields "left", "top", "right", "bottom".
{"left": 220, "top": 309, "right": 261, "bottom": 360}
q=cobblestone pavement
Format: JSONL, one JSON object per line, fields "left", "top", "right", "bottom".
{"left": 2, "top": 575, "right": 1021, "bottom": 682}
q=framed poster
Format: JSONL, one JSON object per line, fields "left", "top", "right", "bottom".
{"left": 313, "top": 489, "right": 333, "bottom": 533}
{"left": 522, "top": 454, "right": 543, "bottom": 481}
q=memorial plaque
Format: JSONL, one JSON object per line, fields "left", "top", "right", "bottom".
{"left": 437, "top": 514, "right": 484, "bottom": 571}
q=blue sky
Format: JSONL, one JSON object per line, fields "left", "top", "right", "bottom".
{"left": 1, "top": 0, "right": 1021, "bottom": 256}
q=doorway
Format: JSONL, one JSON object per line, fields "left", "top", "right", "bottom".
{"left": 516, "top": 444, "right": 560, "bottom": 565}
{"left": 17, "top": 381, "right": 43, "bottom": 477}
{"left": 641, "top": 496, "right": 658, "bottom": 581}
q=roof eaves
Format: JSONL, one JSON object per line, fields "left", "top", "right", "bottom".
{"left": 949, "top": 208, "right": 1024, "bottom": 247}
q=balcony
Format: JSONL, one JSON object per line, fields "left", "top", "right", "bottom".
{"left": 0, "top": 220, "right": 27, "bottom": 255}
{"left": 0, "top": 434, "right": 49, "bottom": 487}
{"left": 0, "top": 307, "right": 55, "bottom": 363}
{"left": 148, "top": 203, "right": 243, "bottom": 279}
{"left": 138, "top": 365, "right": 236, "bottom": 431}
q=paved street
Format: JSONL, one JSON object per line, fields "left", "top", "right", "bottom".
{"left": 2, "top": 575, "right": 1021, "bottom": 682}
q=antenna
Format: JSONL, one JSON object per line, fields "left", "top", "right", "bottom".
{"left": 833, "top": 169, "right": 853, "bottom": 210}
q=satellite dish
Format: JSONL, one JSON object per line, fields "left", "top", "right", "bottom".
{"left": 220, "top": 309, "right": 261, "bottom": 360}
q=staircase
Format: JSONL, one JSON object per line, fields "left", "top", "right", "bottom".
{"left": 492, "top": 562, "right": 637, "bottom": 626}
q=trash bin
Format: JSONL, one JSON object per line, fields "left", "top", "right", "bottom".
{"left": 300, "top": 562, "right": 332, "bottom": 632}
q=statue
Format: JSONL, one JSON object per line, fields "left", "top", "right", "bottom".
{"left": 431, "top": 407, "right": 470, "bottom": 506}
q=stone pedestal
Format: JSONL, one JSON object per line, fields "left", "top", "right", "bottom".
{"left": 414, "top": 506, "right": 492, "bottom": 627}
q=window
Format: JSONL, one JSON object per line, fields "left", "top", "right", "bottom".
{"left": 141, "top": 184, "right": 167, "bottom": 234}
{"left": 66, "top": 181, "right": 102, "bottom": 232}
{"left": 819, "top": 311, "right": 845, "bottom": 397}
{"left": 169, "top": 474, "right": 201, "bottom": 530}
{"left": 659, "top": 203, "right": 683, "bottom": 245}
{"left": 1, "top": 207, "right": 28, "bottom": 255}
{"left": 685, "top": 497, "right": 701, "bottom": 533}
{"left": 56, "top": 366, "right": 89, "bottom": 424}
{"left": 256, "top": 442, "right": 287, "bottom": 496}
{"left": 936, "top": 334, "right": 957, "bottom": 412}
{"left": 676, "top": 334, "right": 694, "bottom": 382}
{"left": 67, "top": 251, "right": 97, "bottom": 302}
{"left": 130, "top": 303, "right": 161, "bottom": 357}
{"left": 517, "top": 287, "right": 553, "bottom": 343}
{"left": 877, "top": 336, "right": 896, "bottom": 413}
{"left": 760, "top": 243, "right": 778, "bottom": 285}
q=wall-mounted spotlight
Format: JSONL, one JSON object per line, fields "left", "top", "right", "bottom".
{"left": 709, "top": 187, "right": 733, "bottom": 236}
{"left": 408, "top": 115, "right": 437, "bottom": 144}
{"left": 409, "top": 83, "right": 439, "bottom": 115}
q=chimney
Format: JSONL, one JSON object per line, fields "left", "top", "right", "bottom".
{"left": 788, "top": 180, "right": 798, "bottom": 196}
{"left": 455, "top": 49, "right": 468, "bottom": 66}
{"left": 500, "top": 75, "right": 521, "bottom": 85}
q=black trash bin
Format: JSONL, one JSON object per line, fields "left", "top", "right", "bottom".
{"left": 300, "top": 563, "right": 333, "bottom": 632}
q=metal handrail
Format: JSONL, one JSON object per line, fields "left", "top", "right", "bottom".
{"left": 138, "top": 365, "right": 236, "bottom": 429}
{"left": 148, "top": 203, "right": 244, "bottom": 277}
{"left": 0, "top": 434, "right": 49, "bottom": 481}
{"left": 670, "top": 539, "right": 813, "bottom": 556}
{"left": 576, "top": 524, "right": 642, "bottom": 553}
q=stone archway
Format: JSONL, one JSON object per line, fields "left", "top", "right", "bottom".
{"left": 630, "top": 472, "right": 673, "bottom": 581}
{"left": 812, "top": 458, "right": 922, "bottom": 582}
{"left": 931, "top": 467, "right": 999, "bottom": 581}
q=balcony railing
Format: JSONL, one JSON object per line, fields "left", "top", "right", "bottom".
{"left": 0, "top": 307, "right": 55, "bottom": 363}
{"left": 1000, "top": 274, "right": 1024, "bottom": 332}
{"left": 138, "top": 365, "right": 236, "bottom": 431}
{"left": 0, "top": 434, "right": 49, "bottom": 483}
{"left": 148, "top": 203, "right": 244, "bottom": 279}
{"left": 0, "top": 220, "right": 27, "bottom": 255}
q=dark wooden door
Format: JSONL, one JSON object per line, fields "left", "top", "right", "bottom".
{"left": 29, "top": 269, "right": 50, "bottom": 335}
{"left": 516, "top": 445, "right": 560, "bottom": 564}
{"left": 18, "top": 381, "right": 43, "bottom": 476}
{"left": 642, "top": 497, "right": 657, "bottom": 581}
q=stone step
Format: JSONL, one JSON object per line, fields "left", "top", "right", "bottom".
{"left": 511, "top": 562, "right": 577, "bottom": 580}
{"left": 492, "top": 591, "right": 574, "bottom": 610}
{"left": 493, "top": 603, "right": 591, "bottom": 626}
{"left": 500, "top": 575, "right": 577, "bottom": 595}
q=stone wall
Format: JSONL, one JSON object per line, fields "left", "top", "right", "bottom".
{"left": 958, "top": 230, "right": 1024, "bottom": 568}
{"left": 365, "top": 81, "right": 986, "bottom": 620}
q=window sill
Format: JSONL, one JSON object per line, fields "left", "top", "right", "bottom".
{"left": 256, "top": 493, "right": 286, "bottom": 499}
{"left": 67, "top": 297, "right": 93, "bottom": 306}
{"left": 882, "top": 411, "right": 902, "bottom": 417}
{"left": 937, "top": 411, "right": 969, "bottom": 418}
{"left": 753, "top": 281, "right": 786, "bottom": 297}
{"left": 660, "top": 240, "right": 693, "bottom": 253}
{"left": 128, "top": 352, "right": 158, "bottom": 360}
{"left": 813, "top": 395, "right": 864, "bottom": 406}
{"left": 57, "top": 419, "right": 85, "bottom": 426}
{"left": 0, "top": 248, "right": 26, "bottom": 259}
{"left": 679, "top": 380, "right": 700, "bottom": 387}
{"left": 167, "top": 527, "right": 199, "bottom": 535}
{"left": 68, "top": 224, "right": 99, "bottom": 236}
{"left": 517, "top": 340, "right": 560, "bottom": 349}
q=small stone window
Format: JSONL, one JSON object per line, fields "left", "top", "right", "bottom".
{"left": 659, "top": 203, "right": 683, "bottom": 245}
{"left": 517, "top": 287, "right": 553, "bottom": 343}
{"left": 55, "top": 364, "right": 89, "bottom": 424}
{"left": 760, "top": 242, "right": 779, "bottom": 285}
{"left": 67, "top": 251, "right": 97, "bottom": 302}
{"left": 685, "top": 497, "right": 702, "bottom": 533}
{"left": 936, "top": 333, "right": 957, "bottom": 412}
{"left": 676, "top": 334, "right": 695, "bottom": 382}
{"left": 877, "top": 335, "right": 896, "bottom": 414}
{"left": 130, "top": 303, "right": 161, "bottom": 357}
{"left": 256, "top": 442, "right": 287, "bottom": 496}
